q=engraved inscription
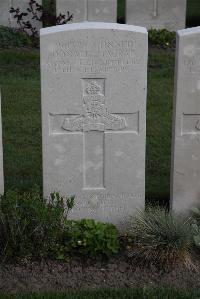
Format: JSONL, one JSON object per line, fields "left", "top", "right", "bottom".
{"left": 46, "top": 39, "right": 143, "bottom": 74}
{"left": 62, "top": 80, "right": 127, "bottom": 132}
{"left": 71, "top": 192, "right": 144, "bottom": 210}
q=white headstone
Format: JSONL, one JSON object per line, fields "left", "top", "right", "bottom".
{"left": 10, "top": 0, "right": 42, "bottom": 31}
{"left": 0, "top": 91, "right": 4, "bottom": 195}
{"left": 0, "top": 1, "right": 11, "bottom": 27}
{"left": 126, "top": 0, "right": 187, "bottom": 31}
{"left": 171, "top": 27, "right": 200, "bottom": 213}
{"left": 40, "top": 22, "right": 147, "bottom": 229}
{"left": 56, "top": 0, "right": 117, "bottom": 23}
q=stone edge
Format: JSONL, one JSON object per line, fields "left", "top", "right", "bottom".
{"left": 40, "top": 22, "right": 147, "bottom": 36}
{"left": 177, "top": 26, "right": 200, "bottom": 37}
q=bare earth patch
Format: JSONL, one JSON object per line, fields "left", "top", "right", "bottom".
{"left": 0, "top": 255, "right": 200, "bottom": 294}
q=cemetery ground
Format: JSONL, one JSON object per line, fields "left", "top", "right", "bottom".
{"left": 0, "top": 1, "right": 200, "bottom": 297}
{"left": 2, "top": 288, "right": 200, "bottom": 299}
{"left": 1, "top": 32, "right": 200, "bottom": 296}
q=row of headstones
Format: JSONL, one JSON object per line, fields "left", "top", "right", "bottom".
{"left": 0, "top": 0, "right": 187, "bottom": 32}
{"left": 57, "top": 0, "right": 187, "bottom": 31}
{"left": 0, "top": 22, "right": 199, "bottom": 230}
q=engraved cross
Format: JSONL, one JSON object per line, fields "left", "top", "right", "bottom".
{"left": 152, "top": 0, "right": 158, "bottom": 17}
{"left": 50, "top": 80, "right": 138, "bottom": 190}
{"left": 85, "top": 0, "right": 89, "bottom": 20}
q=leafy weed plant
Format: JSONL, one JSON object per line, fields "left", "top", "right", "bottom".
{"left": 0, "top": 187, "right": 74, "bottom": 260}
{"left": 149, "top": 29, "right": 176, "bottom": 49}
{"left": 59, "top": 219, "right": 119, "bottom": 258}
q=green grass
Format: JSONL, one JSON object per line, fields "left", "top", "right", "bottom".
{"left": 1, "top": 288, "right": 200, "bottom": 298}
{"left": 0, "top": 47, "right": 174, "bottom": 201}
{"left": 147, "top": 49, "right": 174, "bottom": 202}
{"left": 0, "top": 49, "right": 41, "bottom": 191}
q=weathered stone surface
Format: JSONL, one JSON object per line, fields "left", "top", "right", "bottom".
{"left": 10, "top": 0, "right": 42, "bottom": 30}
{"left": 40, "top": 22, "right": 147, "bottom": 229}
{"left": 126, "top": 0, "right": 186, "bottom": 31}
{"left": 56, "top": 0, "right": 117, "bottom": 23}
{"left": 0, "top": 1, "right": 11, "bottom": 26}
{"left": 171, "top": 27, "right": 200, "bottom": 213}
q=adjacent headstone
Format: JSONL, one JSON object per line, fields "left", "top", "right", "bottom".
{"left": 10, "top": 0, "right": 42, "bottom": 31}
{"left": 0, "top": 1, "right": 11, "bottom": 27}
{"left": 40, "top": 22, "right": 147, "bottom": 229}
{"left": 126, "top": 0, "right": 187, "bottom": 31}
{"left": 171, "top": 27, "right": 200, "bottom": 213}
{"left": 0, "top": 91, "right": 4, "bottom": 195}
{"left": 56, "top": 0, "right": 117, "bottom": 23}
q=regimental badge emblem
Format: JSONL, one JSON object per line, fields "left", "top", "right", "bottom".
{"left": 62, "top": 80, "right": 127, "bottom": 132}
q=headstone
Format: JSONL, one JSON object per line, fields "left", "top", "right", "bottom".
{"left": 171, "top": 27, "right": 200, "bottom": 213}
{"left": 56, "top": 0, "right": 117, "bottom": 23}
{"left": 126, "top": 0, "right": 187, "bottom": 31}
{"left": 0, "top": 1, "right": 11, "bottom": 27}
{"left": 0, "top": 91, "right": 4, "bottom": 195}
{"left": 40, "top": 22, "right": 147, "bottom": 229}
{"left": 10, "top": 0, "right": 42, "bottom": 31}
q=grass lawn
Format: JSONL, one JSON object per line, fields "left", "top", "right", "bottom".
{"left": 146, "top": 49, "right": 174, "bottom": 202}
{"left": 0, "top": 46, "right": 174, "bottom": 203}
{"left": 0, "top": 49, "right": 42, "bottom": 191}
{"left": 1, "top": 288, "right": 200, "bottom": 299}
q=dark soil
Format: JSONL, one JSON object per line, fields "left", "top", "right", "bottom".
{"left": 0, "top": 254, "right": 200, "bottom": 294}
